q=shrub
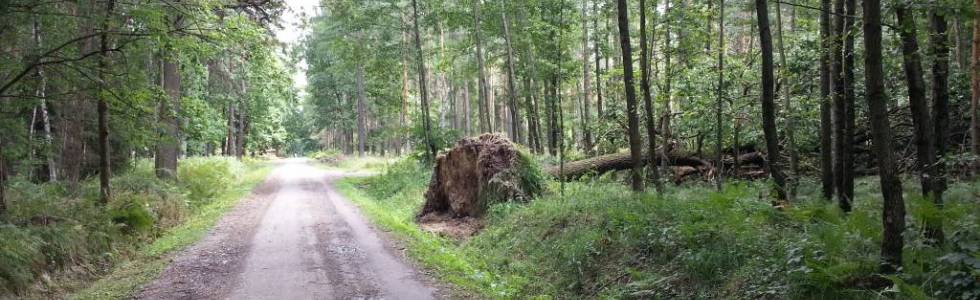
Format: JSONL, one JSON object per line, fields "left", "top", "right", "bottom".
{"left": 309, "top": 149, "right": 343, "bottom": 164}
{"left": 0, "top": 156, "right": 252, "bottom": 295}
{"left": 177, "top": 157, "right": 244, "bottom": 205}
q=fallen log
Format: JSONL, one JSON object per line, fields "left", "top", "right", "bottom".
{"left": 547, "top": 150, "right": 766, "bottom": 181}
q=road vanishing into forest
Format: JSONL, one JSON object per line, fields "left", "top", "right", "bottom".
{"left": 137, "top": 158, "right": 440, "bottom": 300}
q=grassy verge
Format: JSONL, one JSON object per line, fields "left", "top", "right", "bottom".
{"left": 0, "top": 157, "right": 273, "bottom": 299}
{"left": 336, "top": 158, "right": 980, "bottom": 299}
{"left": 69, "top": 161, "right": 272, "bottom": 300}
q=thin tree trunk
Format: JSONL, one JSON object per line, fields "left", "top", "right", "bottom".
{"left": 0, "top": 137, "right": 6, "bottom": 214}
{"left": 491, "top": 75, "right": 500, "bottom": 132}
{"left": 715, "top": 0, "right": 725, "bottom": 191}
{"left": 464, "top": 81, "right": 472, "bottom": 136}
{"left": 593, "top": 0, "right": 603, "bottom": 122}
{"left": 525, "top": 74, "right": 542, "bottom": 153}
{"left": 580, "top": 0, "right": 593, "bottom": 155}
{"left": 32, "top": 14, "right": 56, "bottom": 182}
{"left": 841, "top": 0, "right": 856, "bottom": 208}
{"left": 226, "top": 102, "right": 238, "bottom": 157}
{"left": 819, "top": 0, "right": 834, "bottom": 200}
{"left": 640, "top": 0, "right": 663, "bottom": 192}
{"left": 356, "top": 65, "right": 367, "bottom": 157}
{"left": 399, "top": 15, "right": 411, "bottom": 156}
{"left": 236, "top": 97, "right": 247, "bottom": 158}
{"left": 864, "top": 0, "right": 906, "bottom": 272}
{"left": 412, "top": 0, "right": 436, "bottom": 161}
{"left": 831, "top": 0, "right": 852, "bottom": 211}
{"left": 972, "top": 0, "right": 980, "bottom": 154}
{"left": 474, "top": 0, "right": 491, "bottom": 133}
{"left": 547, "top": 77, "right": 559, "bottom": 156}
{"left": 98, "top": 0, "right": 115, "bottom": 204}
{"left": 755, "top": 0, "right": 788, "bottom": 202}
{"left": 774, "top": 0, "right": 796, "bottom": 197}
{"left": 896, "top": 3, "right": 938, "bottom": 243}
{"left": 502, "top": 10, "right": 521, "bottom": 144}
{"left": 662, "top": 0, "right": 673, "bottom": 146}
{"left": 616, "top": 0, "right": 644, "bottom": 192}
{"left": 928, "top": 8, "right": 951, "bottom": 244}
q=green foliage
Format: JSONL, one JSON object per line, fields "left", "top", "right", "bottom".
{"left": 0, "top": 157, "right": 260, "bottom": 296}
{"left": 339, "top": 158, "right": 980, "bottom": 299}
{"left": 0, "top": 227, "right": 43, "bottom": 294}
{"left": 109, "top": 201, "right": 155, "bottom": 235}
{"left": 176, "top": 157, "right": 244, "bottom": 205}
{"left": 309, "top": 149, "right": 343, "bottom": 164}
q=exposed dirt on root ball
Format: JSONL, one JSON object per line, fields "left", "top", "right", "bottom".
{"left": 418, "top": 133, "right": 542, "bottom": 230}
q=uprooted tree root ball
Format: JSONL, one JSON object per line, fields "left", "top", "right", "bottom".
{"left": 417, "top": 134, "right": 543, "bottom": 237}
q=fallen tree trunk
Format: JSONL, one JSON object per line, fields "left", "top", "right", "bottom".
{"left": 548, "top": 150, "right": 766, "bottom": 181}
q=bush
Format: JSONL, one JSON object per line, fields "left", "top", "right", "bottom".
{"left": 177, "top": 157, "right": 244, "bottom": 205}
{"left": 0, "top": 156, "right": 252, "bottom": 295}
{"left": 343, "top": 162, "right": 980, "bottom": 299}
{"left": 309, "top": 149, "right": 343, "bottom": 164}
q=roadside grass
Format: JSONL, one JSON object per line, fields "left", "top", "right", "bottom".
{"left": 336, "top": 157, "right": 980, "bottom": 299}
{"left": 0, "top": 157, "right": 272, "bottom": 299}
{"left": 307, "top": 150, "right": 394, "bottom": 173}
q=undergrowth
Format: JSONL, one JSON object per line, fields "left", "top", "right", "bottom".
{"left": 338, "top": 157, "right": 980, "bottom": 299}
{"left": 0, "top": 157, "right": 271, "bottom": 299}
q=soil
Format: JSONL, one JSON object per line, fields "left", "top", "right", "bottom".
{"left": 137, "top": 159, "right": 445, "bottom": 300}
{"left": 420, "top": 133, "right": 525, "bottom": 219}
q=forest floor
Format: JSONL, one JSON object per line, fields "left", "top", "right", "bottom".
{"left": 134, "top": 158, "right": 443, "bottom": 299}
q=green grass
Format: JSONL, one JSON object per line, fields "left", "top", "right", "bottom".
{"left": 0, "top": 157, "right": 273, "bottom": 299}
{"left": 69, "top": 161, "right": 272, "bottom": 300}
{"left": 336, "top": 157, "right": 980, "bottom": 299}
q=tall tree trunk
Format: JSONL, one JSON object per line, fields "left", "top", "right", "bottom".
{"left": 225, "top": 102, "right": 238, "bottom": 157}
{"left": 98, "top": 0, "right": 115, "bottom": 204}
{"left": 412, "top": 0, "right": 436, "bottom": 161}
{"left": 662, "top": 0, "right": 673, "bottom": 146}
{"left": 928, "top": 8, "right": 951, "bottom": 244}
{"left": 896, "top": 3, "right": 939, "bottom": 243}
{"left": 580, "top": 0, "right": 593, "bottom": 155}
{"left": 841, "top": 0, "right": 857, "bottom": 208}
{"left": 61, "top": 1, "right": 92, "bottom": 185}
{"left": 831, "top": 0, "right": 853, "bottom": 211}
{"left": 864, "top": 0, "right": 906, "bottom": 272}
{"left": 464, "top": 81, "right": 472, "bottom": 136}
{"left": 491, "top": 75, "right": 500, "bottom": 132}
{"left": 774, "top": 0, "right": 796, "bottom": 197}
{"left": 156, "top": 15, "right": 182, "bottom": 179}
{"left": 819, "top": 0, "right": 834, "bottom": 200}
{"left": 474, "top": 0, "right": 491, "bottom": 133}
{"left": 236, "top": 97, "right": 247, "bottom": 158}
{"left": 399, "top": 16, "right": 411, "bottom": 156}
{"left": 972, "top": 0, "right": 980, "bottom": 154}
{"left": 0, "top": 137, "right": 6, "bottom": 214}
{"left": 32, "top": 14, "right": 56, "bottom": 182}
{"left": 156, "top": 56, "right": 181, "bottom": 178}
{"left": 831, "top": 0, "right": 845, "bottom": 209}
{"left": 593, "top": 0, "right": 603, "bottom": 123}
{"left": 715, "top": 0, "right": 725, "bottom": 191}
{"left": 356, "top": 65, "right": 367, "bottom": 157}
{"left": 525, "top": 74, "right": 542, "bottom": 153}
{"left": 616, "top": 0, "right": 644, "bottom": 192}
{"left": 755, "top": 0, "right": 788, "bottom": 202}
{"left": 547, "top": 77, "right": 559, "bottom": 156}
{"left": 503, "top": 10, "right": 521, "bottom": 143}
{"left": 640, "top": 0, "right": 663, "bottom": 192}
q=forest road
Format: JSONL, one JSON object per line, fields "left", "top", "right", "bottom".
{"left": 137, "top": 158, "right": 439, "bottom": 300}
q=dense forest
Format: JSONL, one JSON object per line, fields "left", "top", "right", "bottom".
{"left": 1, "top": 0, "right": 979, "bottom": 298}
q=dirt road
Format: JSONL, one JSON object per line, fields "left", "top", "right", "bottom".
{"left": 138, "top": 159, "right": 439, "bottom": 300}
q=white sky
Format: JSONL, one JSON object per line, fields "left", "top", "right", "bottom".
{"left": 274, "top": 0, "right": 320, "bottom": 91}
